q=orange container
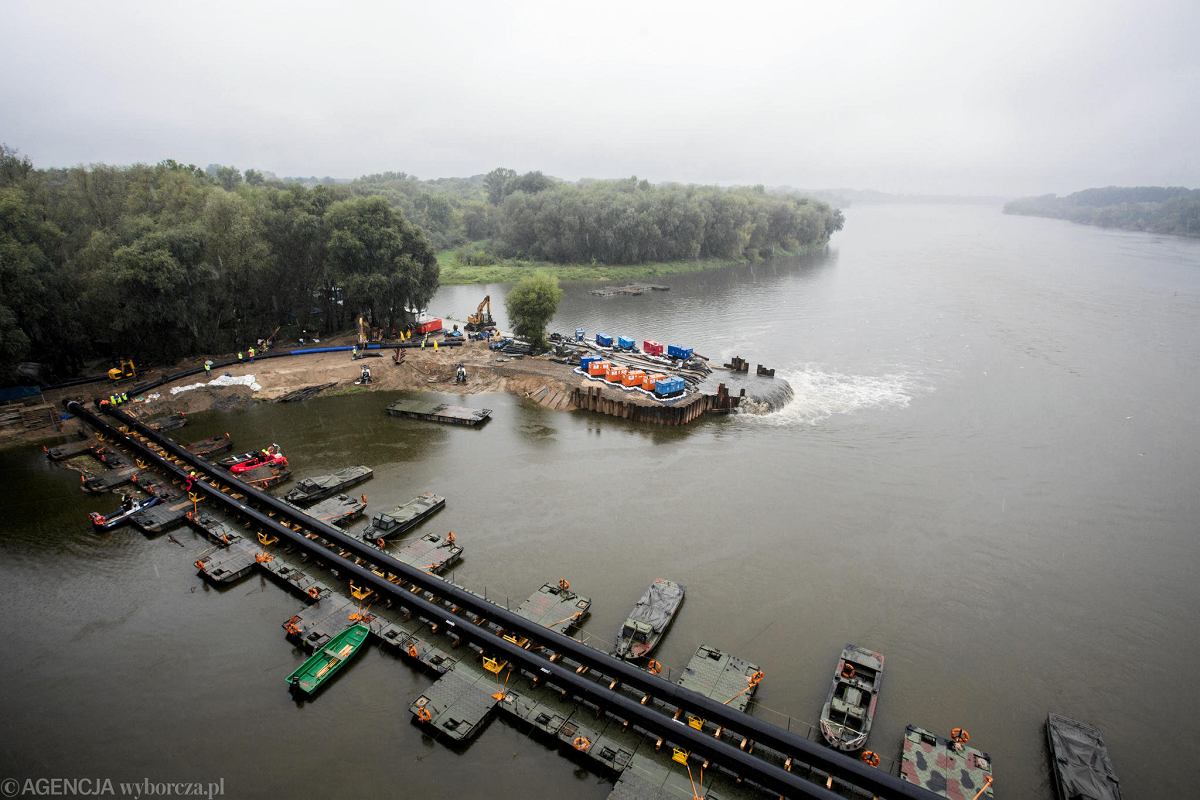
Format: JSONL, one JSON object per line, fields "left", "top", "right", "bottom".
{"left": 643, "top": 373, "right": 666, "bottom": 391}
{"left": 622, "top": 370, "right": 645, "bottom": 387}
{"left": 606, "top": 365, "right": 628, "bottom": 383}
{"left": 588, "top": 360, "right": 610, "bottom": 377}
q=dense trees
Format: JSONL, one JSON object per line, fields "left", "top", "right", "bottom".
{"left": 1004, "top": 187, "right": 1200, "bottom": 237}
{"left": 492, "top": 180, "right": 842, "bottom": 264}
{"left": 505, "top": 272, "right": 562, "bottom": 349}
{"left": 346, "top": 169, "right": 843, "bottom": 265}
{"left": 0, "top": 146, "right": 845, "bottom": 382}
{"left": 0, "top": 146, "right": 438, "bottom": 380}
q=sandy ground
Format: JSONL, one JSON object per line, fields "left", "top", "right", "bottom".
{"left": 44, "top": 340, "right": 583, "bottom": 424}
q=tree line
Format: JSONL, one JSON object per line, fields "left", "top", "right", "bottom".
{"left": 1, "top": 150, "right": 844, "bottom": 382}
{"left": 1004, "top": 186, "right": 1200, "bottom": 237}
{"left": 353, "top": 168, "right": 844, "bottom": 265}
{"left": 0, "top": 146, "right": 438, "bottom": 381}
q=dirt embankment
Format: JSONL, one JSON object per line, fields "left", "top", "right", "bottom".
{"left": 82, "top": 340, "right": 581, "bottom": 419}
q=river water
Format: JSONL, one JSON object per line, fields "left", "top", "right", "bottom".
{"left": 2, "top": 204, "right": 1197, "bottom": 799}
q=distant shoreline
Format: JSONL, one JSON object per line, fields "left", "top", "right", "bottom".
{"left": 1003, "top": 186, "right": 1200, "bottom": 238}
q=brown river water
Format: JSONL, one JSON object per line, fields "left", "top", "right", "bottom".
{"left": 2, "top": 204, "right": 1197, "bottom": 798}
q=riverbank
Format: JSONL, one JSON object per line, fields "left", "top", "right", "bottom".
{"left": 437, "top": 242, "right": 830, "bottom": 284}
{"left": 36, "top": 340, "right": 575, "bottom": 423}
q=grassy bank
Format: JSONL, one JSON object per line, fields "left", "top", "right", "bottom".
{"left": 437, "top": 242, "right": 828, "bottom": 285}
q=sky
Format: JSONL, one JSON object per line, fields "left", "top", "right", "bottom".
{"left": 3, "top": 0, "right": 1198, "bottom": 196}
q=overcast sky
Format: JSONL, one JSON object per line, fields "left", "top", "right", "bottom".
{"left": 3, "top": 0, "right": 1198, "bottom": 196}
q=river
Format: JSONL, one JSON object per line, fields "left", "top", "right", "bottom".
{"left": 2, "top": 204, "right": 1197, "bottom": 799}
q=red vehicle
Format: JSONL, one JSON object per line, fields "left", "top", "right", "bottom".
{"left": 230, "top": 451, "right": 288, "bottom": 474}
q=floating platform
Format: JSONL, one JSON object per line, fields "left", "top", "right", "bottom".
{"left": 283, "top": 595, "right": 375, "bottom": 653}
{"left": 515, "top": 581, "right": 592, "bottom": 634}
{"left": 675, "top": 644, "right": 762, "bottom": 715}
{"left": 411, "top": 666, "right": 505, "bottom": 742}
{"left": 386, "top": 399, "right": 492, "bottom": 427}
{"left": 45, "top": 437, "right": 94, "bottom": 460}
{"left": 131, "top": 493, "right": 192, "bottom": 534}
{"left": 194, "top": 538, "right": 261, "bottom": 583}
{"left": 284, "top": 465, "right": 373, "bottom": 506}
{"left": 301, "top": 493, "right": 367, "bottom": 526}
{"left": 383, "top": 532, "right": 463, "bottom": 573}
{"left": 900, "top": 725, "right": 994, "bottom": 799}
{"left": 360, "top": 492, "right": 445, "bottom": 543}
{"left": 81, "top": 465, "right": 139, "bottom": 493}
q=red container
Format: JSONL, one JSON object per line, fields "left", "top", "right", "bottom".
{"left": 643, "top": 340, "right": 664, "bottom": 356}
{"left": 415, "top": 319, "right": 443, "bottom": 335}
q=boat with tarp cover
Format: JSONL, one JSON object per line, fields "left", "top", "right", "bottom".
{"left": 361, "top": 492, "right": 445, "bottom": 543}
{"left": 283, "top": 465, "right": 373, "bottom": 506}
{"left": 615, "top": 578, "right": 684, "bottom": 660}
{"left": 1047, "top": 713, "right": 1122, "bottom": 800}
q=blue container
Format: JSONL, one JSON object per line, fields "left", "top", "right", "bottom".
{"left": 596, "top": 333, "right": 614, "bottom": 347}
{"left": 667, "top": 344, "right": 693, "bottom": 360}
{"left": 575, "top": 328, "right": 585, "bottom": 341}
{"left": 654, "top": 376, "right": 686, "bottom": 397}
{"left": 579, "top": 355, "right": 601, "bottom": 371}
{"left": 617, "top": 336, "right": 635, "bottom": 351}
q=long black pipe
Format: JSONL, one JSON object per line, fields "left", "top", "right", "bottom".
{"left": 85, "top": 401, "right": 937, "bottom": 800}
{"left": 71, "top": 401, "right": 843, "bottom": 800}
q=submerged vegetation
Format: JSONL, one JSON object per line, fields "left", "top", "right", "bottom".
{"left": 1004, "top": 186, "right": 1200, "bottom": 237}
{"left": 0, "top": 147, "right": 841, "bottom": 381}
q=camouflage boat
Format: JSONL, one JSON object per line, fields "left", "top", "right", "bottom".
{"left": 1047, "top": 714, "right": 1121, "bottom": 800}
{"left": 360, "top": 492, "right": 445, "bottom": 544}
{"left": 819, "top": 643, "right": 885, "bottom": 751}
{"left": 900, "top": 725, "right": 994, "bottom": 799}
{"left": 615, "top": 578, "right": 684, "bottom": 660}
{"left": 284, "top": 465, "right": 373, "bottom": 506}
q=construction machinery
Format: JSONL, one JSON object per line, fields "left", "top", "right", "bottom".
{"left": 107, "top": 359, "right": 136, "bottom": 382}
{"left": 466, "top": 295, "right": 494, "bottom": 331}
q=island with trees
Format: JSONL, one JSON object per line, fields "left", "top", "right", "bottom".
{"left": 1003, "top": 186, "right": 1200, "bottom": 237}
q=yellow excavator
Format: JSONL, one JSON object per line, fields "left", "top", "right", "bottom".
{"left": 107, "top": 359, "right": 136, "bottom": 382}
{"left": 466, "top": 295, "right": 494, "bottom": 331}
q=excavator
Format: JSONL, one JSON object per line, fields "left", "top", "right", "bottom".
{"left": 107, "top": 359, "right": 136, "bottom": 382}
{"left": 466, "top": 295, "right": 495, "bottom": 331}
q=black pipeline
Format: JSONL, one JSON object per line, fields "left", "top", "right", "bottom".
{"left": 87, "top": 401, "right": 938, "bottom": 800}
